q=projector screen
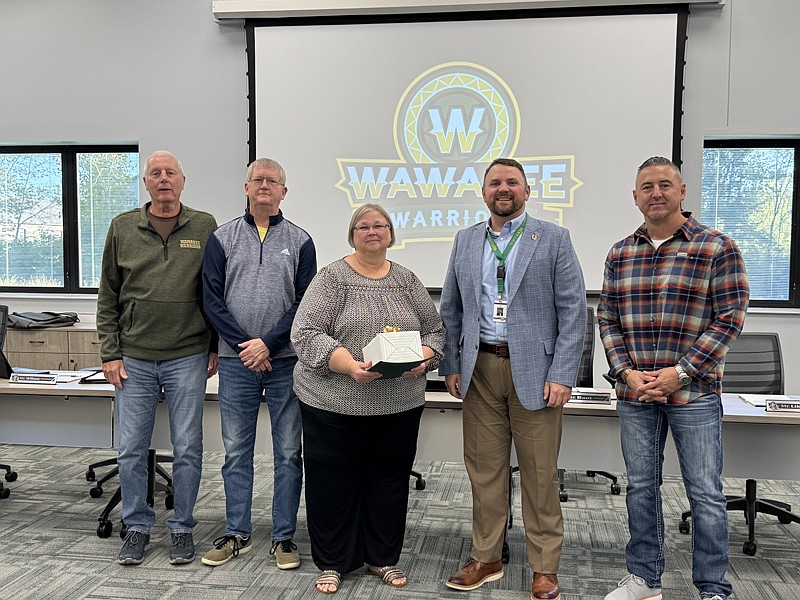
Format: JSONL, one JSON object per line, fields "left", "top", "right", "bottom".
{"left": 249, "top": 8, "right": 684, "bottom": 290}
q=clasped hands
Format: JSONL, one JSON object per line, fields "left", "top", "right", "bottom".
{"left": 239, "top": 338, "right": 272, "bottom": 372}
{"left": 625, "top": 367, "right": 682, "bottom": 403}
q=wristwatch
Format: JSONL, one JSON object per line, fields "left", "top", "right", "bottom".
{"left": 674, "top": 364, "right": 692, "bottom": 387}
{"left": 620, "top": 368, "right": 633, "bottom": 383}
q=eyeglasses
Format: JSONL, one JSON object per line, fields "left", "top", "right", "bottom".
{"left": 249, "top": 177, "right": 283, "bottom": 187}
{"left": 353, "top": 224, "right": 390, "bottom": 233}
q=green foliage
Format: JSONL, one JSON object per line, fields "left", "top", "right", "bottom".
{"left": 702, "top": 146, "right": 795, "bottom": 301}
{"left": 0, "top": 151, "right": 138, "bottom": 287}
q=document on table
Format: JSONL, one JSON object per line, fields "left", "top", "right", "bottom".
{"left": 738, "top": 394, "right": 789, "bottom": 408}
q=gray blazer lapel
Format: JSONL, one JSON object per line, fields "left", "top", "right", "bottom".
{"left": 506, "top": 215, "right": 540, "bottom": 303}
{"left": 466, "top": 224, "right": 485, "bottom": 309}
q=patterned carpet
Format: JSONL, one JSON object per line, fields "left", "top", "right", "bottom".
{"left": 0, "top": 445, "right": 799, "bottom": 599}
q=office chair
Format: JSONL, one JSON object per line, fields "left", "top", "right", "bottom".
{"left": 502, "top": 307, "right": 595, "bottom": 563}
{"left": 579, "top": 308, "right": 621, "bottom": 497}
{"left": 86, "top": 389, "right": 175, "bottom": 538}
{"left": 678, "top": 332, "right": 798, "bottom": 556}
{"left": 0, "top": 304, "right": 20, "bottom": 499}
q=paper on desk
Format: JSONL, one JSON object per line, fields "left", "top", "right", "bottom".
{"left": 55, "top": 373, "right": 84, "bottom": 383}
{"left": 738, "top": 394, "right": 789, "bottom": 407}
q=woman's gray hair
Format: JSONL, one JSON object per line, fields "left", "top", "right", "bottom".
{"left": 347, "top": 203, "right": 396, "bottom": 248}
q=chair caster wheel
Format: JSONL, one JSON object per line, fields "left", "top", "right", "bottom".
{"left": 586, "top": 471, "right": 596, "bottom": 478}
{"left": 779, "top": 514, "right": 793, "bottom": 525}
{"left": 0, "top": 487, "right": 9, "bottom": 499}
{"left": 86, "top": 470, "right": 96, "bottom": 482}
{"left": 165, "top": 494, "right": 174, "bottom": 510}
{"left": 611, "top": 483, "right": 621, "bottom": 495}
{"left": 559, "top": 490, "right": 568, "bottom": 502}
{"left": 415, "top": 479, "right": 426, "bottom": 490}
{"left": 120, "top": 524, "right": 128, "bottom": 539}
{"left": 743, "top": 540, "right": 757, "bottom": 556}
{"left": 501, "top": 542, "right": 509, "bottom": 564}
{"left": 90, "top": 486, "right": 104, "bottom": 498}
{"left": 5, "top": 471, "right": 18, "bottom": 482}
{"left": 679, "top": 520, "right": 690, "bottom": 534}
{"left": 97, "top": 520, "right": 113, "bottom": 538}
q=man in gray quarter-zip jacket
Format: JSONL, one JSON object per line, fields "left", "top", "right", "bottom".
{"left": 201, "top": 157, "right": 316, "bottom": 571}
{"left": 97, "top": 150, "right": 218, "bottom": 567}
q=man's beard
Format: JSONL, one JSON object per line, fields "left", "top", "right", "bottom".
{"left": 488, "top": 195, "right": 523, "bottom": 217}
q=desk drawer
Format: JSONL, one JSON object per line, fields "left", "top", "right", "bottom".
{"left": 7, "top": 351, "right": 70, "bottom": 371}
{"left": 6, "top": 330, "right": 69, "bottom": 354}
{"left": 69, "top": 330, "right": 102, "bottom": 354}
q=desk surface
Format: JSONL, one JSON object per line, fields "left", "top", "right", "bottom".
{"left": 2, "top": 378, "right": 800, "bottom": 425}
{"left": 423, "top": 390, "right": 800, "bottom": 424}
{"left": 2, "top": 380, "right": 799, "bottom": 478}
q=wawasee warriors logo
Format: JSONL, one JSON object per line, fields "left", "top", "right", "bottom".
{"left": 336, "top": 62, "right": 582, "bottom": 248}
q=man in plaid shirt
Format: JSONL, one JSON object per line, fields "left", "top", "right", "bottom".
{"left": 598, "top": 156, "right": 749, "bottom": 600}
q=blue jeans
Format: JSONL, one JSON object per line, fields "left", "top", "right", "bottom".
{"left": 116, "top": 352, "right": 208, "bottom": 534}
{"left": 218, "top": 356, "right": 303, "bottom": 541}
{"left": 617, "top": 394, "right": 733, "bottom": 599}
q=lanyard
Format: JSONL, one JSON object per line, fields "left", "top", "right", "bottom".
{"left": 486, "top": 216, "right": 526, "bottom": 298}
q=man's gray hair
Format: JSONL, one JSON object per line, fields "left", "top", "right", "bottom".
{"left": 144, "top": 150, "right": 184, "bottom": 176}
{"left": 246, "top": 158, "right": 286, "bottom": 185}
{"left": 637, "top": 156, "right": 681, "bottom": 176}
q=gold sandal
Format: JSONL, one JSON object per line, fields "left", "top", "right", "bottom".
{"left": 315, "top": 570, "right": 341, "bottom": 595}
{"left": 369, "top": 565, "right": 408, "bottom": 587}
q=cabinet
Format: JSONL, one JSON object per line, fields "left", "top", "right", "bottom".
{"left": 66, "top": 330, "right": 103, "bottom": 370}
{"left": 6, "top": 325, "right": 101, "bottom": 371}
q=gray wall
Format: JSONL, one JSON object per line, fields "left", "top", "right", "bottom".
{"left": 0, "top": 0, "right": 248, "bottom": 245}
{"left": 2, "top": 0, "right": 799, "bottom": 389}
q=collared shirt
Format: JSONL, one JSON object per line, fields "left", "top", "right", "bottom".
{"left": 479, "top": 212, "right": 526, "bottom": 344}
{"left": 597, "top": 212, "right": 749, "bottom": 404}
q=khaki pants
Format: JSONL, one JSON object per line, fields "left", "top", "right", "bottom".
{"left": 463, "top": 351, "right": 564, "bottom": 573}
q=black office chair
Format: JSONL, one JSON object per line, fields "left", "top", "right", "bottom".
{"left": 502, "top": 307, "right": 595, "bottom": 563}
{"left": 86, "top": 389, "right": 175, "bottom": 538}
{"left": 0, "top": 304, "right": 20, "bottom": 499}
{"left": 579, "top": 308, "right": 621, "bottom": 497}
{"left": 678, "top": 332, "right": 799, "bottom": 556}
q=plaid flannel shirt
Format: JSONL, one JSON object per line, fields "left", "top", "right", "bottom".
{"left": 597, "top": 212, "right": 749, "bottom": 404}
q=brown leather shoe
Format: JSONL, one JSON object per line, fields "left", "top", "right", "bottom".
{"left": 531, "top": 572, "right": 561, "bottom": 600}
{"left": 445, "top": 557, "right": 504, "bottom": 591}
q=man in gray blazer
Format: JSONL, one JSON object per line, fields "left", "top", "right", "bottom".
{"left": 440, "top": 157, "right": 586, "bottom": 600}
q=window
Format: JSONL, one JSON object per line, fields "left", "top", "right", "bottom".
{"left": 0, "top": 145, "right": 139, "bottom": 293}
{"left": 701, "top": 140, "right": 799, "bottom": 307}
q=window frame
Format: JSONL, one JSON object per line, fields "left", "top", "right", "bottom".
{"left": 0, "top": 143, "right": 139, "bottom": 295}
{"left": 702, "top": 138, "right": 800, "bottom": 309}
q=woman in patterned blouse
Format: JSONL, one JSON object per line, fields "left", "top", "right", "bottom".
{"left": 291, "top": 203, "right": 445, "bottom": 595}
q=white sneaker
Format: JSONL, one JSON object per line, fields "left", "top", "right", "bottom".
{"left": 604, "top": 574, "right": 662, "bottom": 600}
{"left": 703, "top": 596, "right": 727, "bottom": 600}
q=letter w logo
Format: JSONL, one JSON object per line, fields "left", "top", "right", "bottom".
{"left": 428, "top": 108, "right": 485, "bottom": 155}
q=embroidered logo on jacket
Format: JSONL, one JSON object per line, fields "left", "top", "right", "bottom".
{"left": 180, "top": 239, "right": 202, "bottom": 249}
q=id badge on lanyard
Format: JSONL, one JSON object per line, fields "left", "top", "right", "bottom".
{"left": 493, "top": 298, "right": 508, "bottom": 323}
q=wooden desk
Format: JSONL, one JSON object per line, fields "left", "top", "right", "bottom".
{"left": 2, "top": 380, "right": 799, "bottom": 482}
{"left": 0, "top": 378, "right": 115, "bottom": 447}
{"left": 419, "top": 392, "right": 800, "bottom": 480}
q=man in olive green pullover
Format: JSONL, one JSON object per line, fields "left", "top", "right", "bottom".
{"left": 96, "top": 150, "right": 217, "bottom": 567}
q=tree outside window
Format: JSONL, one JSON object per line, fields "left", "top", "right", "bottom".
{"left": 701, "top": 141, "right": 798, "bottom": 306}
{"left": 0, "top": 146, "right": 139, "bottom": 293}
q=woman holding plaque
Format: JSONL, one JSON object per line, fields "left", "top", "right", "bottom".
{"left": 291, "top": 203, "right": 445, "bottom": 594}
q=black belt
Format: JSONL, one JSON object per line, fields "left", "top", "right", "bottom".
{"left": 479, "top": 342, "right": 510, "bottom": 358}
